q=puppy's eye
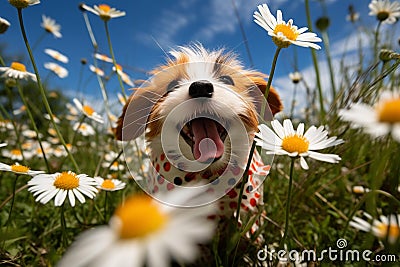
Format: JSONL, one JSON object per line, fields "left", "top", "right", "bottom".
{"left": 166, "top": 80, "right": 180, "bottom": 92}
{"left": 219, "top": 75, "right": 234, "bottom": 86}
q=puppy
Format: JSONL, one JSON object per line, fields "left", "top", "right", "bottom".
{"left": 115, "top": 44, "right": 282, "bottom": 219}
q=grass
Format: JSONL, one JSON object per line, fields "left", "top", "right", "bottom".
{"left": 1, "top": 1, "right": 400, "bottom": 266}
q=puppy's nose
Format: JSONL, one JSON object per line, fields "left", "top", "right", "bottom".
{"left": 188, "top": 80, "right": 214, "bottom": 98}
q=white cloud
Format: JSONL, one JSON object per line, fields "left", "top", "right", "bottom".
{"left": 139, "top": 0, "right": 294, "bottom": 47}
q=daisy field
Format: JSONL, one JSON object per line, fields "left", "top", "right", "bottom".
{"left": 0, "top": 0, "right": 399, "bottom": 266}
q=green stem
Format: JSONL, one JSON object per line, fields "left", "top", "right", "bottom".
{"left": 93, "top": 58, "right": 113, "bottom": 129}
{"left": 236, "top": 47, "right": 282, "bottom": 221}
{"left": 304, "top": 0, "right": 325, "bottom": 119}
{"left": 104, "top": 21, "right": 127, "bottom": 99}
{"left": 17, "top": 82, "right": 50, "bottom": 172}
{"left": 0, "top": 55, "right": 5, "bottom": 66}
{"left": 70, "top": 115, "right": 86, "bottom": 146}
{"left": 82, "top": 12, "right": 98, "bottom": 51}
{"left": 60, "top": 204, "right": 68, "bottom": 247}
{"left": 321, "top": 30, "right": 336, "bottom": 100}
{"left": 104, "top": 191, "right": 108, "bottom": 223}
{"left": 17, "top": 8, "right": 79, "bottom": 172}
{"left": 260, "top": 47, "right": 281, "bottom": 120}
{"left": 31, "top": 31, "right": 47, "bottom": 52}
{"left": 5, "top": 175, "right": 19, "bottom": 227}
{"left": 289, "top": 84, "right": 298, "bottom": 119}
{"left": 280, "top": 158, "right": 295, "bottom": 248}
{"left": 374, "top": 21, "right": 382, "bottom": 61}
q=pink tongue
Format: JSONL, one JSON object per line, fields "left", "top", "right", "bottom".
{"left": 191, "top": 118, "right": 224, "bottom": 162}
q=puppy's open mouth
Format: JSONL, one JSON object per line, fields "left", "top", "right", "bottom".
{"left": 180, "top": 118, "right": 228, "bottom": 162}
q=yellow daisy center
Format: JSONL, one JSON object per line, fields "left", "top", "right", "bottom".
{"left": 274, "top": 24, "right": 299, "bottom": 41}
{"left": 115, "top": 195, "right": 167, "bottom": 239}
{"left": 101, "top": 179, "right": 116, "bottom": 189}
{"left": 11, "top": 164, "right": 30, "bottom": 173}
{"left": 83, "top": 105, "right": 95, "bottom": 116}
{"left": 8, "top": 0, "right": 30, "bottom": 9}
{"left": 98, "top": 4, "right": 111, "bottom": 13}
{"left": 377, "top": 98, "right": 400, "bottom": 123}
{"left": 53, "top": 171, "right": 79, "bottom": 190}
{"left": 11, "top": 149, "right": 22, "bottom": 156}
{"left": 10, "top": 62, "right": 27, "bottom": 72}
{"left": 377, "top": 11, "right": 389, "bottom": 21}
{"left": 281, "top": 135, "right": 309, "bottom": 154}
{"left": 376, "top": 222, "right": 399, "bottom": 240}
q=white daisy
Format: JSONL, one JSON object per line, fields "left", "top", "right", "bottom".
{"left": 350, "top": 212, "right": 400, "bottom": 244}
{"left": 94, "top": 53, "right": 113, "bottom": 63}
{"left": 369, "top": 0, "right": 400, "bottom": 24}
{"left": 44, "top": 48, "right": 68, "bottom": 63}
{"left": 8, "top": 0, "right": 40, "bottom": 9}
{"left": 52, "top": 144, "right": 72, "bottom": 158}
{"left": 27, "top": 171, "right": 98, "bottom": 207}
{"left": 2, "top": 148, "right": 33, "bottom": 161}
{"left": 57, "top": 189, "right": 217, "bottom": 267}
{"left": 102, "top": 161, "right": 125, "bottom": 172}
{"left": 113, "top": 64, "right": 134, "bottom": 86}
{"left": 289, "top": 71, "right": 302, "bottom": 84}
{"left": 0, "top": 162, "right": 44, "bottom": 176}
{"left": 89, "top": 65, "right": 105, "bottom": 77}
{"left": 33, "top": 141, "right": 53, "bottom": 158}
{"left": 94, "top": 177, "right": 126, "bottom": 191}
{"left": 117, "top": 92, "right": 127, "bottom": 106}
{"left": 21, "top": 129, "right": 40, "bottom": 139}
{"left": 73, "top": 122, "right": 95, "bottom": 136}
{"left": 352, "top": 185, "right": 370, "bottom": 194}
{"left": 41, "top": 15, "right": 61, "bottom": 38}
{"left": 339, "top": 90, "right": 400, "bottom": 142}
{"left": 253, "top": 4, "right": 322, "bottom": 49}
{"left": 44, "top": 62, "right": 68, "bottom": 78}
{"left": 13, "top": 105, "right": 26, "bottom": 115}
{"left": 0, "top": 17, "right": 10, "bottom": 34}
{"left": 73, "top": 98, "right": 104, "bottom": 123}
{"left": 0, "top": 62, "right": 36, "bottom": 81}
{"left": 81, "top": 4, "right": 126, "bottom": 22}
{"left": 44, "top": 113, "right": 60, "bottom": 124}
{"left": 255, "top": 119, "right": 344, "bottom": 170}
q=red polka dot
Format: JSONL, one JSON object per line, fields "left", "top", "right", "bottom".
{"left": 166, "top": 183, "right": 174, "bottom": 191}
{"left": 155, "top": 164, "right": 160, "bottom": 173}
{"left": 226, "top": 189, "right": 237, "bottom": 199}
{"left": 207, "top": 215, "right": 217, "bottom": 220}
{"left": 250, "top": 198, "right": 257, "bottom": 207}
{"left": 247, "top": 170, "right": 253, "bottom": 175}
{"left": 157, "top": 176, "right": 164, "bottom": 184}
{"left": 160, "top": 153, "right": 165, "bottom": 161}
{"left": 206, "top": 188, "right": 215, "bottom": 193}
{"left": 184, "top": 172, "right": 196, "bottom": 182}
{"left": 163, "top": 162, "right": 171, "bottom": 172}
{"left": 254, "top": 192, "right": 261, "bottom": 198}
{"left": 153, "top": 185, "right": 159, "bottom": 193}
{"left": 229, "top": 201, "right": 237, "bottom": 209}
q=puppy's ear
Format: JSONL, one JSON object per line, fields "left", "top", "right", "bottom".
{"left": 246, "top": 72, "right": 283, "bottom": 116}
{"left": 114, "top": 86, "right": 159, "bottom": 141}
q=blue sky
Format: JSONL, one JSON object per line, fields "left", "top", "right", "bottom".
{"left": 1, "top": 0, "right": 397, "bottom": 113}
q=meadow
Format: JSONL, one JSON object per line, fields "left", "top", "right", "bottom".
{"left": 0, "top": 0, "right": 399, "bottom": 266}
